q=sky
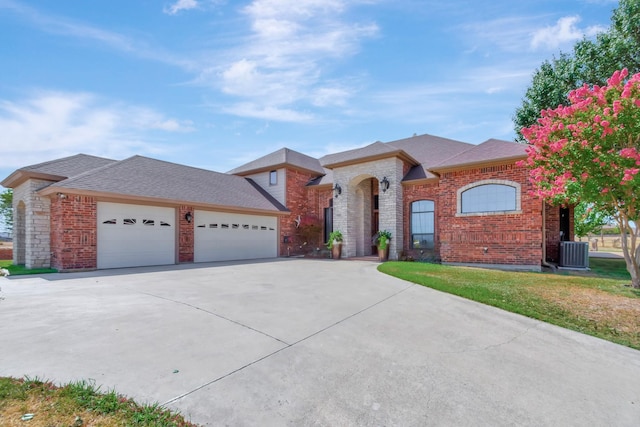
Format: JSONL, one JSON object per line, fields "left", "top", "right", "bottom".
{"left": 0, "top": 0, "right": 620, "bottom": 183}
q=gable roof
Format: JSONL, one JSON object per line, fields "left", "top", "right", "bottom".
{"left": 430, "top": 139, "right": 527, "bottom": 172}
{"left": 320, "top": 141, "right": 419, "bottom": 169}
{"left": 1, "top": 154, "right": 117, "bottom": 188}
{"left": 40, "top": 156, "right": 288, "bottom": 214}
{"left": 229, "top": 147, "right": 325, "bottom": 176}
{"left": 387, "top": 134, "right": 475, "bottom": 182}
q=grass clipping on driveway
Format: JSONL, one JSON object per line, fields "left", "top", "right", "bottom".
{"left": 0, "top": 377, "right": 196, "bottom": 427}
{"left": 379, "top": 261, "right": 640, "bottom": 350}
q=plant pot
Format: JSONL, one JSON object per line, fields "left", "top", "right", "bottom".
{"left": 377, "top": 243, "right": 389, "bottom": 262}
{"left": 332, "top": 241, "right": 342, "bottom": 259}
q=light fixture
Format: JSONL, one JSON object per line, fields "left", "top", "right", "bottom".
{"left": 184, "top": 212, "right": 193, "bottom": 223}
{"left": 380, "top": 177, "right": 390, "bottom": 193}
{"left": 333, "top": 183, "right": 342, "bottom": 198}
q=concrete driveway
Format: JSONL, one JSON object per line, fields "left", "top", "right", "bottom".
{"left": 1, "top": 259, "right": 638, "bottom": 426}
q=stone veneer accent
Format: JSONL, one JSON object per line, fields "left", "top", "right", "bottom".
{"left": 333, "top": 157, "right": 405, "bottom": 259}
{"left": 13, "top": 179, "right": 53, "bottom": 268}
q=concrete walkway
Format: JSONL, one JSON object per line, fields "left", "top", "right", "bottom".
{"left": 0, "top": 259, "right": 638, "bottom": 426}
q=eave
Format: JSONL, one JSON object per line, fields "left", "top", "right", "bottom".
{"left": 38, "top": 186, "right": 290, "bottom": 217}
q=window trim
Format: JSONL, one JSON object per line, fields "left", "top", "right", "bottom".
{"left": 410, "top": 199, "right": 435, "bottom": 250}
{"left": 456, "top": 179, "right": 521, "bottom": 216}
{"left": 269, "top": 170, "right": 278, "bottom": 186}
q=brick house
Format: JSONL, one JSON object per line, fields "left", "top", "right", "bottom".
{"left": 1, "top": 133, "right": 572, "bottom": 271}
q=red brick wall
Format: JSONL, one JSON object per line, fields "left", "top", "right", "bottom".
{"left": 437, "top": 163, "right": 544, "bottom": 267}
{"left": 545, "top": 204, "right": 575, "bottom": 262}
{"left": 402, "top": 181, "right": 440, "bottom": 260}
{"left": 50, "top": 194, "right": 97, "bottom": 270}
{"left": 0, "top": 247, "right": 12, "bottom": 260}
{"left": 280, "top": 169, "right": 322, "bottom": 256}
{"left": 179, "top": 205, "right": 194, "bottom": 262}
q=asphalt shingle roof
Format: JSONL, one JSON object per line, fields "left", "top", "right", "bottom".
{"left": 432, "top": 139, "right": 527, "bottom": 171}
{"left": 229, "top": 147, "right": 325, "bottom": 176}
{"left": 50, "top": 156, "right": 287, "bottom": 212}
{"left": 319, "top": 141, "right": 415, "bottom": 168}
{"left": 1, "top": 154, "right": 117, "bottom": 187}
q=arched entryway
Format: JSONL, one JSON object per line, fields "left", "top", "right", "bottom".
{"left": 350, "top": 175, "right": 380, "bottom": 257}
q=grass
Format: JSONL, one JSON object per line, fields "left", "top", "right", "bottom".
{"left": 0, "top": 376, "right": 197, "bottom": 426}
{"left": 0, "top": 260, "right": 57, "bottom": 275}
{"left": 379, "top": 260, "right": 640, "bottom": 350}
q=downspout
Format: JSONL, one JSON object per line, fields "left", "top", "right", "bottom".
{"left": 541, "top": 201, "right": 556, "bottom": 270}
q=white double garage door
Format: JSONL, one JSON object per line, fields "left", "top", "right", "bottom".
{"left": 97, "top": 202, "right": 277, "bottom": 269}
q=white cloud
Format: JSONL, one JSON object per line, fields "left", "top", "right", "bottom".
{"left": 531, "top": 16, "right": 605, "bottom": 50}
{"left": 1, "top": 0, "right": 195, "bottom": 69}
{"left": 0, "top": 91, "right": 193, "bottom": 171}
{"left": 201, "top": 0, "right": 378, "bottom": 120}
{"left": 222, "top": 103, "right": 314, "bottom": 122}
{"left": 461, "top": 16, "right": 541, "bottom": 53}
{"left": 164, "top": 0, "right": 199, "bottom": 15}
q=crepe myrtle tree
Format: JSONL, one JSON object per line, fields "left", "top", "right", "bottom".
{"left": 521, "top": 69, "right": 640, "bottom": 288}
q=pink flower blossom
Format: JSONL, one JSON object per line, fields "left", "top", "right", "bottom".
{"left": 613, "top": 100, "right": 622, "bottom": 115}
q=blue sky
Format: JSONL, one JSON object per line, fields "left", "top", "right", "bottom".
{"left": 0, "top": 0, "right": 618, "bottom": 182}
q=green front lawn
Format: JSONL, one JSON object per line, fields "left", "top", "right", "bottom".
{"left": 0, "top": 260, "right": 57, "bottom": 275}
{"left": 379, "top": 261, "right": 640, "bottom": 350}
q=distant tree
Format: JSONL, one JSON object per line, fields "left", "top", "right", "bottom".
{"left": 521, "top": 69, "right": 640, "bottom": 288}
{"left": 514, "top": 0, "right": 640, "bottom": 141}
{"left": 573, "top": 202, "right": 610, "bottom": 238}
{"left": 514, "top": 54, "right": 580, "bottom": 142}
{"left": 0, "top": 189, "right": 12, "bottom": 233}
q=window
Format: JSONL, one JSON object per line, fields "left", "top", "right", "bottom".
{"left": 269, "top": 170, "right": 277, "bottom": 185}
{"left": 123, "top": 218, "right": 136, "bottom": 225}
{"left": 459, "top": 181, "right": 519, "bottom": 214}
{"left": 102, "top": 219, "right": 116, "bottom": 225}
{"left": 160, "top": 221, "right": 171, "bottom": 227}
{"left": 411, "top": 200, "right": 435, "bottom": 249}
{"left": 143, "top": 219, "right": 155, "bottom": 226}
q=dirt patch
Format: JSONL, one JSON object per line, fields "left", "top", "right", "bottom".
{"left": 530, "top": 285, "right": 640, "bottom": 335}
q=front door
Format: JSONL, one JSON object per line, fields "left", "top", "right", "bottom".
{"left": 560, "top": 207, "right": 571, "bottom": 241}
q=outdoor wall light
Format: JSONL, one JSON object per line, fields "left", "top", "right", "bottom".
{"left": 333, "top": 183, "right": 342, "bottom": 198}
{"left": 57, "top": 193, "right": 67, "bottom": 199}
{"left": 184, "top": 212, "right": 193, "bottom": 223}
{"left": 380, "top": 177, "right": 390, "bottom": 193}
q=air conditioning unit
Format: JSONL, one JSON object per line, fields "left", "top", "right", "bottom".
{"left": 559, "top": 242, "right": 589, "bottom": 268}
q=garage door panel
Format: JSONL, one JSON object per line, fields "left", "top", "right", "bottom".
{"left": 98, "top": 202, "right": 176, "bottom": 269}
{"left": 194, "top": 211, "right": 277, "bottom": 263}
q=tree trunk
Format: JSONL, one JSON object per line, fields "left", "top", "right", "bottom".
{"left": 616, "top": 213, "right": 640, "bottom": 289}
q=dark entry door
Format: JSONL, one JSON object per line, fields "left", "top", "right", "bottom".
{"left": 324, "top": 207, "right": 333, "bottom": 244}
{"left": 560, "top": 207, "right": 571, "bottom": 241}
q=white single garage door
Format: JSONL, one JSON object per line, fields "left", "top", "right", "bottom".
{"left": 194, "top": 210, "right": 277, "bottom": 263}
{"left": 97, "top": 202, "right": 176, "bottom": 269}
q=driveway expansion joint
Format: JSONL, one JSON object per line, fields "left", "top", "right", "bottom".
{"left": 160, "top": 283, "right": 415, "bottom": 406}
{"left": 140, "top": 292, "right": 291, "bottom": 346}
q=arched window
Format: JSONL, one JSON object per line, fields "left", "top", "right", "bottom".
{"left": 411, "top": 200, "right": 435, "bottom": 249}
{"left": 457, "top": 180, "right": 521, "bottom": 215}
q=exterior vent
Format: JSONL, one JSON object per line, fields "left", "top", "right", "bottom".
{"left": 559, "top": 242, "right": 589, "bottom": 268}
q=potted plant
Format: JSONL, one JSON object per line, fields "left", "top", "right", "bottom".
{"left": 373, "top": 230, "right": 392, "bottom": 261}
{"left": 326, "top": 230, "right": 344, "bottom": 259}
